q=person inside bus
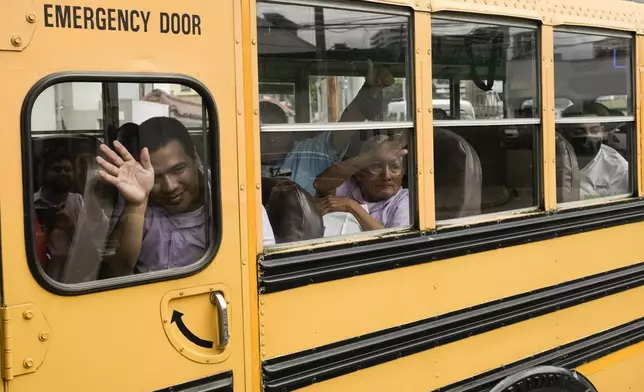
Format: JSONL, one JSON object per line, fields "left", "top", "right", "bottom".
{"left": 259, "top": 59, "right": 395, "bottom": 195}
{"left": 313, "top": 134, "right": 410, "bottom": 232}
{"left": 96, "top": 116, "right": 274, "bottom": 276}
{"left": 109, "top": 121, "right": 276, "bottom": 248}
{"left": 34, "top": 149, "right": 108, "bottom": 281}
{"left": 558, "top": 103, "right": 629, "bottom": 200}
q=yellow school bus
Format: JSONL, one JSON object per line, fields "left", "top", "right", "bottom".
{"left": 2, "top": 0, "right": 644, "bottom": 390}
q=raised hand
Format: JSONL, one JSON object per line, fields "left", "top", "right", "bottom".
{"left": 368, "top": 136, "right": 409, "bottom": 164}
{"left": 364, "top": 59, "right": 395, "bottom": 89}
{"left": 96, "top": 141, "right": 154, "bottom": 206}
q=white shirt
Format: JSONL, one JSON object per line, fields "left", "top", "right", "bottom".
{"left": 262, "top": 206, "right": 276, "bottom": 246}
{"left": 580, "top": 144, "right": 629, "bottom": 199}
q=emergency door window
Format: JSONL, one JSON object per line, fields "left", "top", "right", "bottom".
{"left": 28, "top": 81, "right": 216, "bottom": 285}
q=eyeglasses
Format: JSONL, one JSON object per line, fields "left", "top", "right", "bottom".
{"left": 364, "top": 161, "right": 404, "bottom": 176}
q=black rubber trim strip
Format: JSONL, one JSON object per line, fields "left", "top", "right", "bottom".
{"left": 260, "top": 198, "right": 644, "bottom": 293}
{"left": 154, "top": 371, "right": 233, "bottom": 392}
{"left": 435, "top": 317, "right": 644, "bottom": 392}
{"left": 21, "top": 72, "right": 222, "bottom": 296}
{"left": 262, "top": 262, "right": 644, "bottom": 392}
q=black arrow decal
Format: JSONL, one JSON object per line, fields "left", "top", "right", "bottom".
{"left": 171, "top": 310, "right": 214, "bottom": 349}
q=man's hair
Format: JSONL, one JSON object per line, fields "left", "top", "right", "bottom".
{"left": 360, "top": 134, "right": 390, "bottom": 155}
{"left": 358, "top": 134, "right": 405, "bottom": 170}
{"left": 138, "top": 117, "right": 196, "bottom": 159}
{"left": 259, "top": 101, "right": 288, "bottom": 124}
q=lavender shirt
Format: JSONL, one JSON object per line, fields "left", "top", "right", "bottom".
{"left": 135, "top": 205, "right": 207, "bottom": 273}
{"left": 116, "top": 203, "right": 275, "bottom": 273}
{"left": 336, "top": 178, "right": 410, "bottom": 228}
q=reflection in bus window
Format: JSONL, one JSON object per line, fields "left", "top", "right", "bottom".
{"left": 257, "top": 1, "right": 410, "bottom": 123}
{"left": 257, "top": 2, "right": 414, "bottom": 246}
{"left": 431, "top": 17, "right": 539, "bottom": 221}
{"left": 260, "top": 82, "right": 296, "bottom": 124}
{"left": 554, "top": 31, "right": 634, "bottom": 203}
{"left": 554, "top": 31, "right": 632, "bottom": 114}
{"left": 29, "top": 82, "right": 215, "bottom": 284}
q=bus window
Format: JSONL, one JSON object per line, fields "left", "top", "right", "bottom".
{"left": 431, "top": 17, "right": 539, "bottom": 221}
{"left": 28, "top": 81, "right": 216, "bottom": 285}
{"left": 257, "top": 1, "right": 414, "bottom": 246}
{"left": 554, "top": 30, "right": 634, "bottom": 203}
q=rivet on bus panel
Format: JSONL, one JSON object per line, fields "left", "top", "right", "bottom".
{"left": 238, "top": 110, "right": 242, "bottom": 115}
{"left": 240, "top": 185, "right": 245, "bottom": 191}
{"left": 23, "top": 358, "right": 34, "bottom": 369}
{"left": 38, "top": 331, "right": 49, "bottom": 342}
{"left": 23, "top": 310, "right": 33, "bottom": 320}
{"left": 256, "top": 184, "right": 261, "bottom": 189}
{"left": 254, "top": 109, "right": 259, "bottom": 115}
{"left": 252, "top": 39, "right": 257, "bottom": 45}
{"left": 26, "top": 13, "right": 37, "bottom": 23}
{"left": 11, "top": 36, "right": 22, "bottom": 47}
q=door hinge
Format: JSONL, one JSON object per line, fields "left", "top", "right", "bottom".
{"left": 1, "top": 303, "right": 51, "bottom": 380}
{"left": 0, "top": 1, "right": 38, "bottom": 52}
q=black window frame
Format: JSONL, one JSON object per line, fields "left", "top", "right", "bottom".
{"left": 21, "top": 72, "right": 221, "bottom": 296}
